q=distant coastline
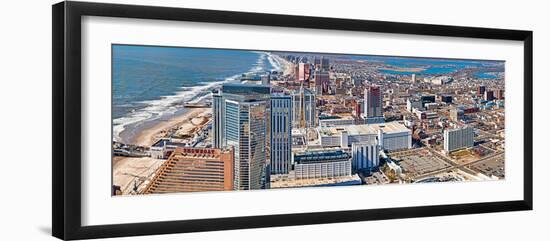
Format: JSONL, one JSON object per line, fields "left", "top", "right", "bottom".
{"left": 378, "top": 66, "right": 426, "bottom": 73}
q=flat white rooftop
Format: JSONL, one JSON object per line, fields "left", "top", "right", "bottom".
{"left": 318, "top": 121, "right": 410, "bottom": 137}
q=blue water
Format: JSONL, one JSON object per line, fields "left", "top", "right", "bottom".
{"left": 379, "top": 67, "right": 457, "bottom": 75}
{"left": 112, "top": 45, "right": 276, "bottom": 142}
{"left": 474, "top": 72, "right": 499, "bottom": 79}
{"left": 352, "top": 55, "right": 502, "bottom": 76}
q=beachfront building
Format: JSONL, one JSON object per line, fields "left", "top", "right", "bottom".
{"left": 150, "top": 138, "right": 188, "bottom": 159}
{"left": 212, "top": 83, "right": 271, "bottom": 190}
{"left": 291, "top": 87, "right": 317, "bottom": 129}
{"left": 317, "top": 121, "right": 412, "bottom": 151}
{"left": 293, "top": 148, "right": 352, "bottom": 179}
{"left": 270, "top": 93, "right": 292, "bottom": 174}
{"left": 142, "top": 147, "right": 234, "bottom": 194}
{"left": 363, "top": 85, "right": 385, "bottom": 124}
{"left": 444, "top": 126, "right": 474, "bottom": 153}
{"left": 351, "top": 141, "right": 380, "bottom": 172}
{"left": 296, "top": 63, "right": 311, "bottom": 82}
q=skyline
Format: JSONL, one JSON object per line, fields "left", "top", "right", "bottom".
{"left": 111, "top": 44, "right": 505, "bottom": 195}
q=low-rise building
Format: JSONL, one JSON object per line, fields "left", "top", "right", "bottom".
{"left": 150, "top": 138, "right": 188, "bottom": 159}
{"left": 319, "top": 115, "right": 355, "bottom": 127}
{"left": 317, "top": 121, "right": 412, "bottom": 151}
{"left": 293, "top": 149, "right": 352, "bottom": 179}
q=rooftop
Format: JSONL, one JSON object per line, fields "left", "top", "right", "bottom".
{"left": 151, "top": 139, "right": 188, "bottom": 148}
{"left": 319, "top": 115, "right": 355, "bottom": 120}
{"left": 222, "top": 83, "right": 271, "bottom": 95}
{"left": 294, "top": 149, "right": 351, "bottom": 163}
{"left": 318, "top": 121, "right": 410, "bottom": 137}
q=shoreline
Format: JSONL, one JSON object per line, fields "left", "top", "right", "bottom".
{"left": 130, "top": 107, "right": 209, "bottom": 147}
{"left": 117, "top": 52, "right": 289, "bottom": 148}
{"left": 379, "top": 66, "right": 426, "bottom": 73}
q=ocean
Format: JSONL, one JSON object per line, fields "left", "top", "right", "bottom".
{"left": 112, "top": 45, "right": 281, "bottom": 143}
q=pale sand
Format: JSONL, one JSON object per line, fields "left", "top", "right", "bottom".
{"left": 132, "top": 108, "right": 210, "bottom": 147}
{"left": 272, "top": 54, "right": 293, "bottom": 76}
{"left": 112, "top": 156, "right": 165, "bottom": 195}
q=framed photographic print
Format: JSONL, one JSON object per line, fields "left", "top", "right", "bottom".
{"left": 52, "top": 1, "right": 533, "bottom": 240}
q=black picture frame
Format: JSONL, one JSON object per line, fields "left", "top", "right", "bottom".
{"left": 52, "top": 1, "right": 533, "bottom": 240}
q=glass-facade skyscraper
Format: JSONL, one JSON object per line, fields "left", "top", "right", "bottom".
{"left": 212, "top": 90, "right": 224, "bottom": 148}
{"left": 212, "top": 84, "right": 271, "bottom": 190}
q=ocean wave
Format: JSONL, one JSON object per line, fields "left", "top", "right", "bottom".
{"left": 112, "top": 74, "right": 240, "bottom": 142}
{"left": 248, "top": 52, "right": 267, "bottom": 72}
{"left": 113, "top": 51, "right": 270, "bottom": 142}
{"left": 267, "top": 53, "right": 283, "bottom": 71}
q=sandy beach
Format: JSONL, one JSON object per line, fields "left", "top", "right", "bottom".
{"left": 112, "top": 156, "right": 165, "bottom": 194}
{"left": 272, "top": 54, "right": 293, "bottom": 76}
{"left": 131, "top": 107, "right": 211, "bottom": 147}
{"left": 112, "top": 106, "right": 212, "bottom": 194}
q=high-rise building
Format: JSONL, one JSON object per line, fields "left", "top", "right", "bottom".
{"left": 354, "top": 99, "right": 364, "bottom": 118}
{"left": 321, "top": 57, "right": 330, "bottom": 71}
{"left": 314, "top": 57, "right": 321, "bottom": 68}
{"left": 213, "top": 83, "right": 271, "bottom": 190}
{"left": 363, "top": 85, "right": 385, "bottom": 124}
{"left": 495, "top": 89, "right": 505, "bottom": 99}
{"left": 270, "top": 93, "right": 292, "bottom": 174}
{"left": 450, "top": 107, "right": 465, "bottom": 122}
{"left": 420, "top": 95, "right": 436, "bottom": 107}
{"left": 444, "top": 126, "right": 474, "bottom": 153}
{"left": 351, "top": 141, "right": 380, "bottom": 172}
{"left": 411, "top": 74, "right": 416, "bottom": 83}
{"left": 484, "top": 90, "right": 495, "bottom": 101}
{"left": 477, "top": 85, "right": 486, "bottom": 96}
{"left": 314, "top": 70, "right": 330, "bottom": 95}
{"left": 296, "top": 63, "right": 311, "bottom": 82}
{"left": 291, "top": 88, "right": 317, "bottom": 128}
{"left": 142, "top": 147, "right": 234, "bottom": 194}
{"left": 212, "top": 90, "right": 224, "bottom": 148}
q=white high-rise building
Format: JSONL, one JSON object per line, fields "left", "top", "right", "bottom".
{"left": 444, "top": 126, "right": 474, "bottom": 153}
{"left": 351, "top": 141, "right": 380, "bottom": 172}
{"left": 270, "top": 93, "right": 292, "bottom": 174}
